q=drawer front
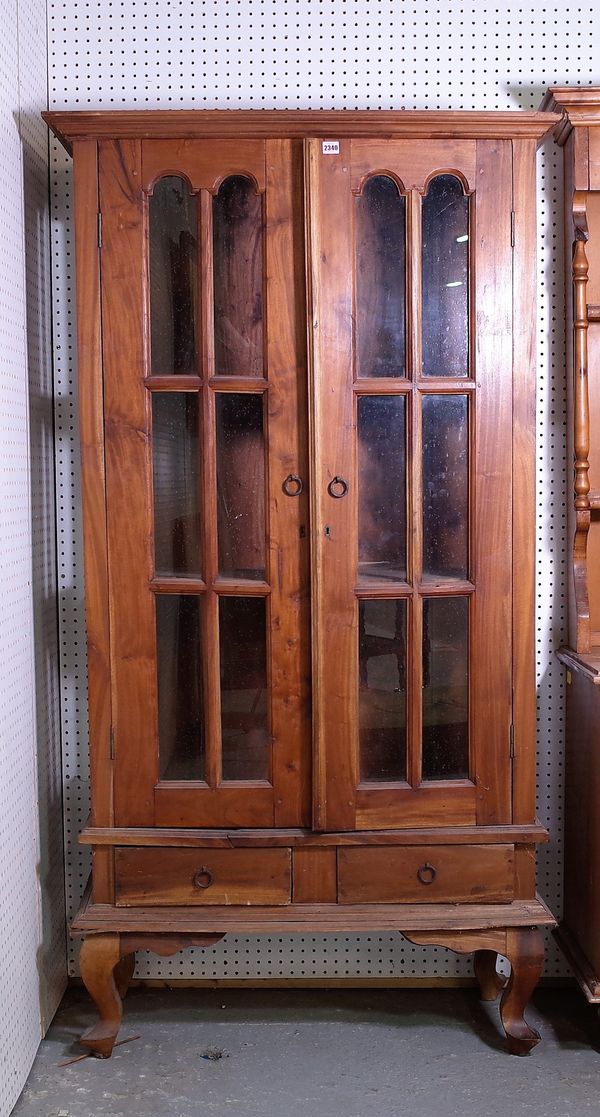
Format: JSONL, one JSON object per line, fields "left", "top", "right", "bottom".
{"left": 115, "top": 848, "right": 291, "bottom": 906}
{"left": 337, "top": 845, "right": 514, "bottom": 904}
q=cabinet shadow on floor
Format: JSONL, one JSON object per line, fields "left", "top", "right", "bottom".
{"left": 51, "top": 983, "right": 600, "bottom": 1059}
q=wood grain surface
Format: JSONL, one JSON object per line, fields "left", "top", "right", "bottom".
{"left": 115, "top": 847, "right": 292, "bottom": 906}
{"left": 45, "top": 109, "right": 559, "bottom": 155}
{"left": 337, "top": 844, "right": 514, "bottom": 904}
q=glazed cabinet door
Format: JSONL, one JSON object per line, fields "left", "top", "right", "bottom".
{"left": 307, "top": 137, "right": 513, "bottom": 830}
{"left": 100, "top": 138, "right": 310, "bottom": 827}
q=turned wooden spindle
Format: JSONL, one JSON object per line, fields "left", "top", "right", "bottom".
{"left": 573, "top": 223, "right": 591, "bottom": 513}
{"left": 572, "top": 192, "right": 592, "bottom": 653}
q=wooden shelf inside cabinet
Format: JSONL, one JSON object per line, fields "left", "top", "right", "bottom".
{"left": 47, "top": 106, "right": 556, "bottom": 1060}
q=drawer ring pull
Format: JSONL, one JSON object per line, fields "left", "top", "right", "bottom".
{"left": 417, "top": 862, "right": 437, "bottom": 886}
{"left": 193, "top": 867, "right": 214, "bottom": 890}
{"left": 282, "top": 473, "right": 304, "bottom": 497}
{"left": 327, "top": 475, "right": 349, "bottom": 499}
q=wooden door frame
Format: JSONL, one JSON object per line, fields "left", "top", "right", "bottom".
{"left": 95, "top": 135, "right": 311, "bottom": 830}
{"left": 306, "top": 135, "right": 526, "bottom": 831}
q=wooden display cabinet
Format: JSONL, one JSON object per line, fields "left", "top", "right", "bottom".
{"left": 543, "top": 88, "right": 600, "bottom": 1005}
{"left": 44, "top": 108, "right": 558, "bottom": 1057}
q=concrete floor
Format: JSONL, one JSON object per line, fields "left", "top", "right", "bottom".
{"left": 11, "top": 984, "right": 600, "bottom": 1117}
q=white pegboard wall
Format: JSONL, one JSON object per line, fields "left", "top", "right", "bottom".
{"left": 21, "top": 12, "right": 67, "bottom": 1034}
{"left": 48, "top": 0, "right": 585, "bottom": 983}
{"left": 535, "top": 135, "right": 567, "bottom": 978}
{"left": 0, "top": 0, "right": 63, "bottom": 1113}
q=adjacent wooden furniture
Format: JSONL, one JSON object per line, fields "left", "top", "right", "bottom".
{"left": 44, "top": 108, "right": 558, "bottom": 1057}
{"left": 543, "top": 88, "right": 600, "bottom": 1005}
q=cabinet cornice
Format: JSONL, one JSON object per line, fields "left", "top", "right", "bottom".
{"left": 44, "top": 108, "right": 559, "bottom": 155}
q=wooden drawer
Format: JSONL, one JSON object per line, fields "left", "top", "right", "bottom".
{"left": 115, "top": 848, "right": 292, "bottom": 906}
{"left": 337, "top": 845, "right": 514, "bottom": 904}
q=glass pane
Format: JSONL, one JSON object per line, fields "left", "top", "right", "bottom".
{"left": 358, "top": 396, "right": 406, "bottom": 582}
{"left": 422, "top": 394, "right": 469, "bottom": 580}
{"left": 216, "top": 393, "right": 265, "bottom": 580}
{"left": 156, "top": 595, "right": 204, "bottom": 780}
{"left": 220, "top": 596, "right": 269, "bottom": 781}
{"left": 422, "top": 597, "right": 469, "bottom": 780}
{"left": 359, "top": 599, "right": 407, "bottom": 782}
{"left": 213, "top": 175, "right": 264, "bottom": 375}
{"left": 355, "top": 176, "right": 406, "bottom": 377}
{"left": 152, "top": 394, "right": 201, "bottom": 577}
{"left": 149, "top": 176, "right": 198, "bottom": 375}
{"left": 422, "top": 175, "right": 469, "bottom": 377}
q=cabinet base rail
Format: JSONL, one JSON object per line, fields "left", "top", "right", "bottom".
{"left": 72, "top": 888, "right": 554, "bottom": 1058}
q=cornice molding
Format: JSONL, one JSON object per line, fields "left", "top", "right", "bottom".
{"left": 44, "top": 108, "right": 560, "bottom": 156}
{"left": 541, "top": 87, "right": 600, "bottom": 146}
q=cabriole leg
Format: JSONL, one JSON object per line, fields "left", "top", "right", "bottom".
{"left": 404, "top": 927, "right": 545, "bottom": 1055}
{"left": 76, "top": 933, "right": 223, "bottom": 1057}
{"left": 499, "top": 928, "right": 544, "bottom": 1056}
{"left": 78, "top": 934, "right": 126, "bottom": 1058}
{"left": 474, "top": 949, "right": 507, "bottom": 1001}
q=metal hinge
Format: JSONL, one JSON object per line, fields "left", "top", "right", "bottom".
{"left": 509, "top": 724, "right": 515, "bottom": 759}
{"left": 97, "top": 212, "right": 103, "bottom": 249}
{"left": 510, "top": 211, "right": 516, "bottom": 247}
{"left": 109, "top": 726, "right": 115, "bottom": 760}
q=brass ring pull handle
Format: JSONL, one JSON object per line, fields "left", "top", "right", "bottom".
{"left": 193, "top": 867, "right": 214, "bottom": 890}
{"left": 417, "top": 862, "right": 437, "bottom": 886}
{"left": 327, "top": 476, "right": 349, "bottom": 499}
{"left": 282, "top": 473, "right": 304, "bottom": 497}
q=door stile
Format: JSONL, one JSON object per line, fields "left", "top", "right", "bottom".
{"left": 473, "top": 138, "right": 513, "bottom": 824}
{"left": 100, "top": 138, "right": 159, "bottom": 826}
{"left": 305, "top": 138, "right": 358, "bottom": 830}
{"left": 266, "top": 138, "right": 312, "bottom": 827}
